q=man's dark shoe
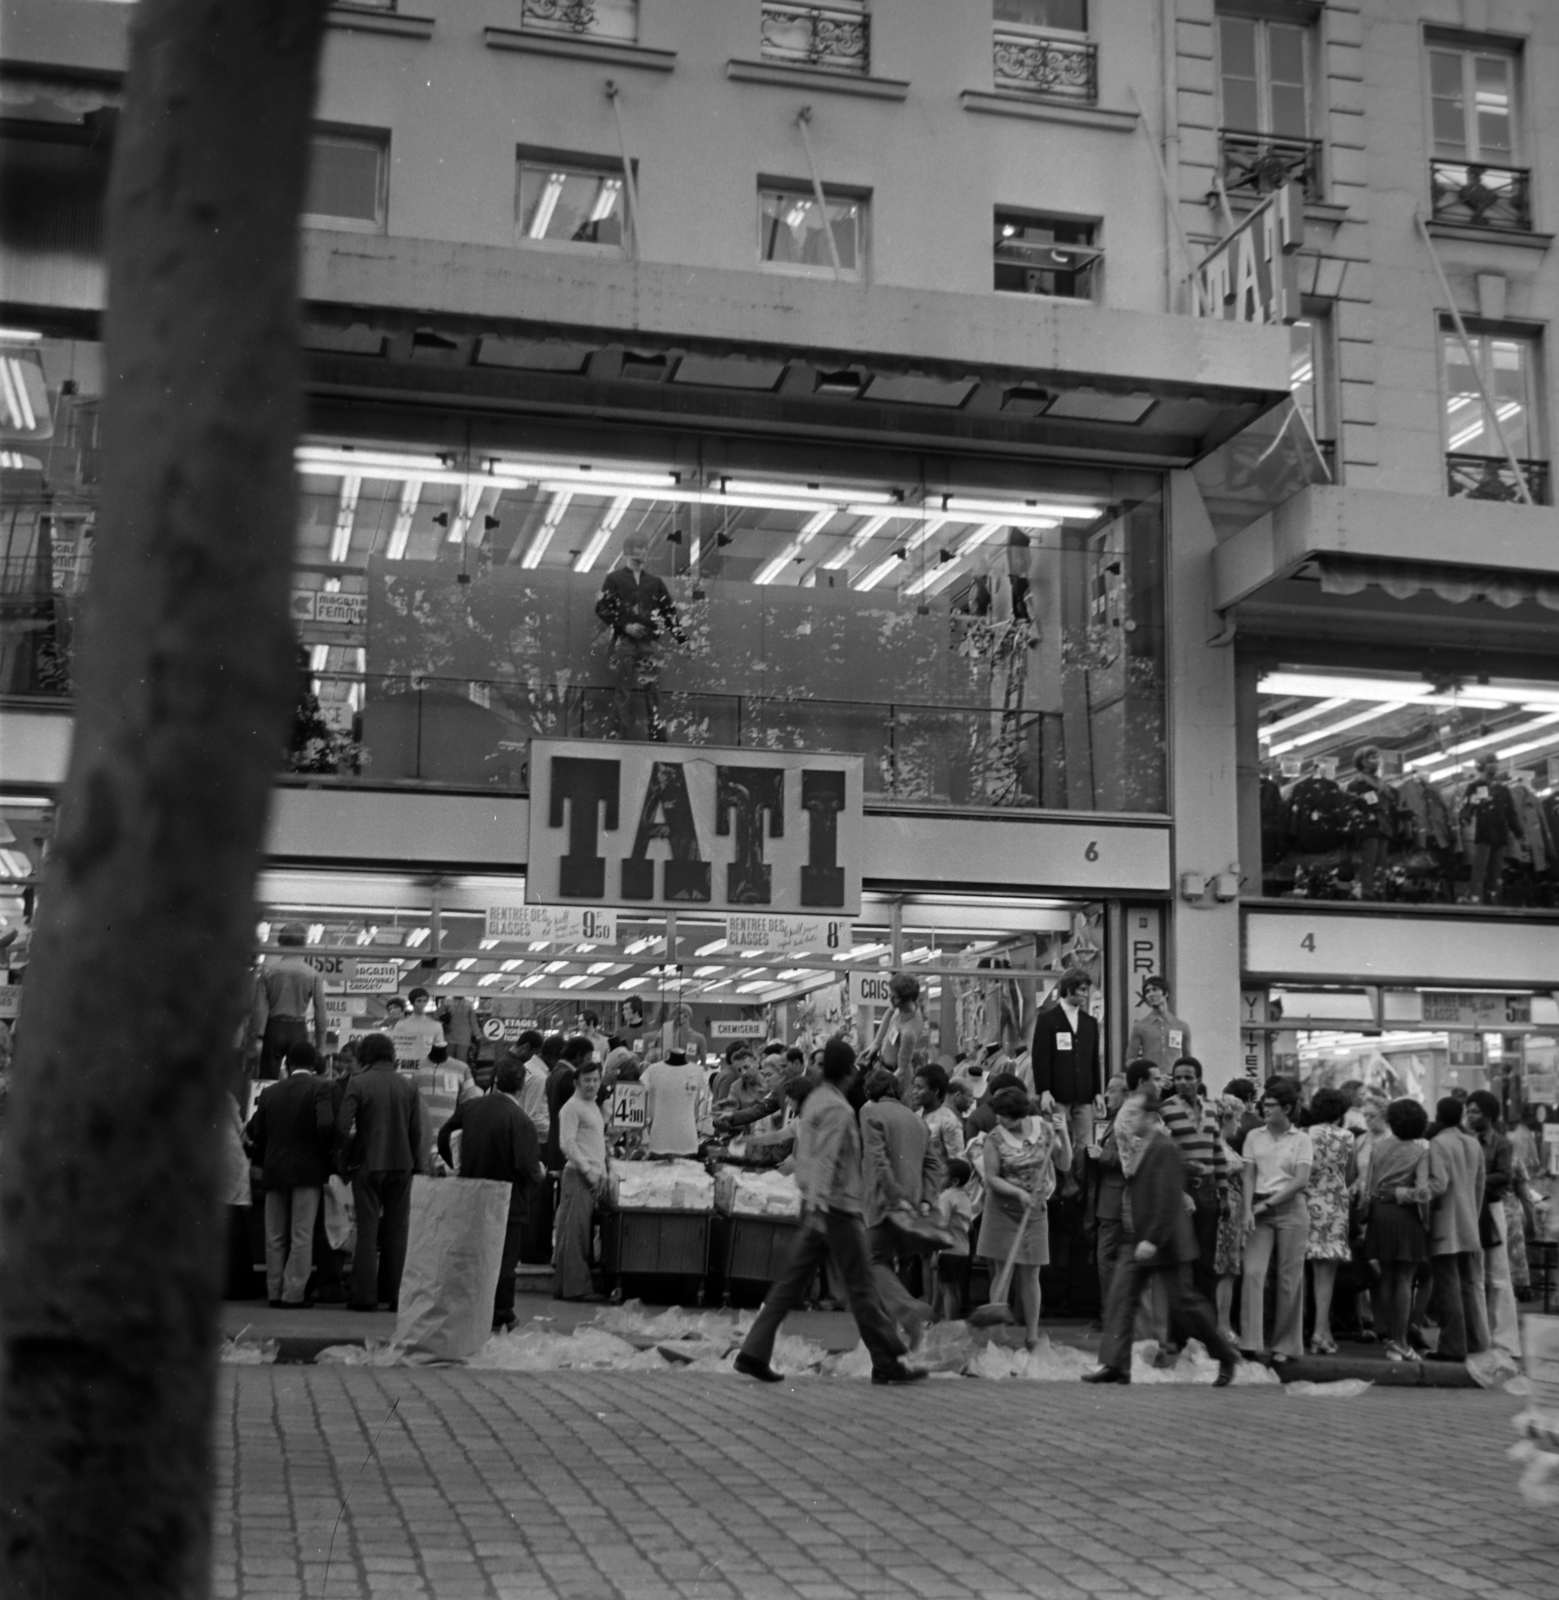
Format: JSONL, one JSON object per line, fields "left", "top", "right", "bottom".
{"left": 1080, "top": 1365, "right": 1130, "bottom": 1385}
{"left": 734, "top": 1351, "right": 783, "bottom": 1384}
{"left": 871, "top": 1361, "right": 929, "bottom": 1386}
{"left": 1214, "top": 1361, "right": 1236, "bottom": 1388}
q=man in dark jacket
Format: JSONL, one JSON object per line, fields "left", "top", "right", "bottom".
{"left": 246, "top": 1041, "right": 334, "bottom": 1307}
{"left": 337, "top": 1031, "right": 425, "bottom": 1312}
{"left": 1083, "top": 1086, "right": 1237, "bottom": 1386}
{"left": 595, "top": 532, "right": 684, "bottom": 740}
{"left": 1031, "top": 970, "right": 1102, "bottom": 1182}
{"left": 436, "top": 1057, "right": 546, "bottom": 1331}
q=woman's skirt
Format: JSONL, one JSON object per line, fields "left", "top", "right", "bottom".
{"left": 1362, "top": 1199, "right": 1428, "bottom": 1265}
{"left": 977, "top": 1195, "right": 1048, "bottom": 1268}
{"left": 1213, "top": 1204, "right": 1244, "bottom": 1277}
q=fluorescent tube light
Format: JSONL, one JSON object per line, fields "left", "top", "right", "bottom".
{"left": 823, "top": 513, "right": 894, "bottom": 570}
{"left": 329, "top": 477, "right": 361, "bottom": 563}
{"left": 723, "top": 478, "right": 896, "bottom": 506}
{"left": 385, "top": 479, "right": 422, "bottom": 560}
{"left": 1259, "top": 698, "right": 1349, "bottom": 741}
{"left": 695, "top": 938, "right": 729, "bottom": 955}
{"left": 521, "top": 491, "right": 573, "bottom": 569}
{"left": 755, "top": 509, "right": 836, "bottom": 585}
{"left": 1268, "top": 702, "right": 1412, "bottom": 756}
{"left": 298, "top": 445, "right": 451, "bottom": 477}
{"left": 573, "top": 496, "right": 632, "bottom": 573}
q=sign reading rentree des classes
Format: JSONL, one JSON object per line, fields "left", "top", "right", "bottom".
{"left": 527, "top": 740, "right": 863, "bottom": 918}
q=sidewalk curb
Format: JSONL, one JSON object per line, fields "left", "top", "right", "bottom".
{"left": 1276, "top": 1355, "right": 1478, "bottom": 1388}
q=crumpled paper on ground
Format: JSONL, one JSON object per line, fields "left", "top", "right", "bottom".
{"left": 1128, "top": 1340, "right": 1278, "bottom": 1387}
{"left": 1466, "top": 1347, "right": 1522, "bottom": 1389}
{"left": 1509, "top": 1434, "right": 1559, "bottom": 1506}
{"left": 315, "top": 1339, "right": 444, "bottom": 1367}
{"left": 595, "top": 1300, "right": 754, "bottom": 1342}
{"left": 1284, "top": 1378, "right": 1374, "bottom": 1398}
{"left": 219, "top": 1330, "right": 278, "bottom": 1365}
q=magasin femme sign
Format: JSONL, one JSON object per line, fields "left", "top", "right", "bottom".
{"left": 526, "top": 740, "right": 863, "bottom": 917}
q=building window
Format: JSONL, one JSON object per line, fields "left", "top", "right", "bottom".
{"left": 1216, "top": 12, "right": 1321, "bottom": 200}
{"left": 516, "top": 155, "right": 629, "bottom": 251}
{"left": 759, "top": 2, "right": 870, "bottom": 76}
{"left": 758, "top": 184, "right": 863, "bottom": 279}
{"left": 993, "top": 212, "right": 1100, "bottom": 300}
{"left": 1443, "top": 326, "right": 1548, "bottom": 504}
{"left": 519, "top": 0, "right": 638, "bottom": 42}
{"left": 1428, "top": 42, "right": 1529, "bottom": 231}
{"left": 302, "top": 130, "right": 388, "bottom": 232}
{"left": 1288, "top": 309, "right": 1335, "bottom": 477}
{"left": 991, "top": 2, "right": 1097, "bottom": 106}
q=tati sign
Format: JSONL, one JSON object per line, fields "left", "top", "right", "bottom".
{"left": 1194, "top": 182, "right": 1304, "bottom": 325}
{"left": 527, "top": 740, "right": 862, "bottom": 917}
{"left": 484, "top": 902, "right": 618, "bottom": 945}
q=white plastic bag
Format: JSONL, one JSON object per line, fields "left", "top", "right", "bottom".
{"left": 393, "top": 1176, "right": 511, "bottom": 1360}
{"left": 322, "top": 1175, "right": 355, "bottom": 1254}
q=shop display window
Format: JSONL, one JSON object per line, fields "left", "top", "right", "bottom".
{"left": 1254, "top": 659, "right": 1559, "bottom": 905}
{"left": 291, "top": 423, "right": 1166, "bottom": 814}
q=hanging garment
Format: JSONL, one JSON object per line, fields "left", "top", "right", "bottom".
{"left": 1285, "top": 775, "right": 1351, "bottom": 854}
{"left": 1398, "top": 774, "right": 1456, "bottom": 850}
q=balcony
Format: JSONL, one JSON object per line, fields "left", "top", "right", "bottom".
{"left": 1446, "top": 453, "right": 1550, "bottom": 506}
{"left": 760, "top": 2, "right": 870, "bottom": 76}
{"left": 1430, "top": 160, "right": 1532, "bottom": 233}
{"left": 1219, "top": 130, "right": 1323, "bottom": 203}
{"left": 991, "top": 28, "right": 1097, "bottom": 106}
{"left": 519, "top": 0, "right": 638, "bottom": 41}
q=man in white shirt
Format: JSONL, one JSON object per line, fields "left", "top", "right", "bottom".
{"left": 641, "top": 1048, "right": 709, "bottom": 1157}
{"left": 386, "top": 989, "right": 445, "bottom": 1068}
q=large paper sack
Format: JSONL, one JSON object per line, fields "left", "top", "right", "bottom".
{"left": 394, "top": 1176, "right": 511, "bottom": 1359}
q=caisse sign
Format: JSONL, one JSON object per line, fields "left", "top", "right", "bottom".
{"left": 849, "top": 971, "right": 895, "bottom": 1009}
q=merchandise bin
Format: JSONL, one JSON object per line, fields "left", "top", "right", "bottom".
{"left": 600, "top": 1207, "right": 712, "bottom": 1304}
{"left": 715, "top": 1213, "right": 800, "bottom": 1307}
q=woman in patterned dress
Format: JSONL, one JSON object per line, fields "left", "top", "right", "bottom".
{"left": 1303, "top": 1087, "right": 1354, "bottom": 1354}
{"left": 1212, "top": 1096, "right": 1247, "bottom": 1346}
{"left": 976, "top": 1085, "right": 1071, "bottom": 1349}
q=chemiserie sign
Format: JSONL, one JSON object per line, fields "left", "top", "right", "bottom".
{"left": 527, "top": 740, "right": 863, "bottom": 916}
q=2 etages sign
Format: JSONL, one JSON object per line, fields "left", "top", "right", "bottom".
{"left": 527, "top": 740, "right": 863, "bottom": 918}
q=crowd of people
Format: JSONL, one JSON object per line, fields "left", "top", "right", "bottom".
{"left": 230, "top": 944, "right": 1551, "bottom": 1379}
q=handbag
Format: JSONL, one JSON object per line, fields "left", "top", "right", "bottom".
{"left": 322, "top": 1174, "right": 355, "bottom": 1255}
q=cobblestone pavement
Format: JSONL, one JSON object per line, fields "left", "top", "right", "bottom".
{"left": 216, "top": 1367, "right": 1552, "bottom": 1600}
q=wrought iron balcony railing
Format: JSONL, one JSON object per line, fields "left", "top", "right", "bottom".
{"left": 1430, "top": 160, "right": 1532, "bottom": 232}
{"left": 760, "top": 2, "right": 870, "bottom": 75}
{"left": 1446, "top": 453, "right": 1550, "bottom": 506}
{"left": 520, "top": 0, "right": 638, "bottom": 40}
{"left": 991, "top": 28, "right": 1097, "bottom": 106}
{"left": 1219, "top": 129, "right": 1323, "bottom": 202}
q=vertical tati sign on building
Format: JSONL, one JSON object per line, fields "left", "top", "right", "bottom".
{"left": 526, "top": 740, "right": 864, "bottom": 917}
{"left": 1195, "top": 182, "right": 1305, "bottom": 325}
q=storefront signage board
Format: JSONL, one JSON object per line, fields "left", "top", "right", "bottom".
{"left": 292, "top": 590, "right": 367, "bottom": 626}
{"left": 481, "top": 1017, "right": 528, "bottom": 1043}
{"left": 527, "top": 740, "right": 863, "bottom": 917}
{"left": 710, "top": 1020, "right": 767, "bottom": 1040}
{"left": 725, "top": 913, "right": 852, "bottom": 955}
{"left": 1423, "top": 992, "right": 1531, "bottom": 1028}
{"left": 1244, "top": 910, "right": 1559, "bottom": 988}
{"left": 484, "top": 902, "right": 619, "bottom": 945}
{"left": 849, "top": 971, "right": 895, "bottom": 1010}
{"left": 1194, "top": 182, "right": 1304, "bottom": 326}
{"left": 346, "top": 960, "right": 401, "bottom": 994}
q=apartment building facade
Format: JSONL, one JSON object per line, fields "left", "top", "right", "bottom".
{"left": 2, "top": 0, "right": 1557, "bottom": 1126}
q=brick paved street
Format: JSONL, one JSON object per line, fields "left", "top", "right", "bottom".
{"left": 215, "top": 1367, "right": 1554, "bottom": 1600}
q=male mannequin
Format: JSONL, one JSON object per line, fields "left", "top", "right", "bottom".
{"left": 1124, "top": 977, "right": 1191, "bottom": 1076}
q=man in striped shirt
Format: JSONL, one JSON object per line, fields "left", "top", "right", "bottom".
{"left": 1161, "top": 1056, "right": 1229, "bottom": 1312}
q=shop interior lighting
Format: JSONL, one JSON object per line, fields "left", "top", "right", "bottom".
{"left": 1258, "top": 697, "right": 1349, "bottom": 741}
{"left": 1421, "top": 711, "right": 1559, "bottom": 778}
{"left": 528, "top": 940, "right": 551, "bottom": 951}
{"left": 521, "top": 490, "right": 573, "bottom": 568}
{"left": 445, "top": 480, "right": 485, "bottom": 545}
{"left": 736, "top": 980, "right": 773, "bottom": 993}
{"left": 499, "top": 959, "right": 524, "bottom": 972}
{"left": 477, "top": 973, "right": 503, "bottom": 986}
{"left": 328, "top": 477, "right": 361, "bottom": 563}
{"left": 738, "top": 949, "right": 769, "bottom": 959}
{"left": 384, "top": 479, "right": 422, "bottom": 560}
{"left": 557, "top": 975, "right": 592, "bottom": 989}
{"left": 495, "top": 459, "right": 679, "bottom": 493}
{"left": 1495, "top": 726, "right": 1559, "bottom": 763}
{"left": 777, "top": 967, "right": 814, "bottom": 979}
{"left": 526, "top": 172, "right": 568, "bottom": 239}
{"left": 836, "top": 941, "right": 888, "bottom": 961}
{"left": 454, "top": 957, "right": 476, "bottom": 970}
{"left": 722, "top": 478, "right": 897, "bottom": 507}
{"left": 573, "top": 942, "right": 599, "bottom": 952}
{"left": 355, "top": 926, "right": 379, "bottom": 945}
{"left": 1257, "top": 671, "right": 1511, "bottom": 708}
{"left": 694, "top": 938, "right": 729, "bottom": 956}
{"left": 297, "top": 445, "right": 452, "bottom": 478}
{"left": 694, "top": 965, "right": 724, "bottom": 977}
{"left": 541, "top": 960, "right": 568, "bottom": 974}
{"left": 478, "top": 938, "right": 499, "bottom": 949}
{"left": 519, "top": 974, "right": 545, "bottom": 987}
{"left": 619, "top": 976, "right": 647, "bottom": 988}
{"left": 822, "top": 513, "right": 896, "bottom": 570}
{"left": 437, "top": 971, "right": 459, "bottom": 985}
{"left": 403, "top": 927, "right": 431, "bottom": 947}
{"left": 256, "top": 921, "right": 271, "bottom": 944}
{"left": 701, "top": 979, "right": 730, "bottom": 991}
{"left": 623, "top": 935, "right": 659, "bottom": 954}
{"left": 903, "top": 521, "right": 1005, "bottom": 596}
{"left": 0, "top": 328, "right": 43, "bottom": 341}
{"left": 938, "top": 495, "right": 1078, "bottom": 525}
{"left": 586, "top": 961, "right": 615, "bottom": 974}
{"left": 305, "top": 924, "right": 325, "bottom": 943}
{"left": 1267, "top": 701, "right": 1412, "bottom": 756}
{"left": 854, "top": 548, "right": 909, "bottom": 592}
{"left": 573, "top": 496, "right": 633, "bottom": 573}
{"left": 754, "top": 509, "right": 837, "bottom": 585}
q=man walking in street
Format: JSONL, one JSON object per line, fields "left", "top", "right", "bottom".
{"left": 1425, "top": 1094, "right": 1489, "bottom": 1362}
{"left": 735, "top": 1040, "right": 924, "bottom": 1386}
{"left": 245, "top": 1041, "right": 334, "bottom": 1308}
{"left": 249, "top": 923, "right": 329, "bottom": 1079}
{"left": 860, "top": 1067, "right": 943, "bottom": 1349}
{"left": 1464, "top": 1089, "right": 1521, "bottom": 1360}
{"left": 1082, "top": 1086, "right": 1237, "bottom": 1387}
{"left": 337, "top": 1031, "right": 425, "bottom": 1312}
{"left": 437, "top": 1057, "right": 545, "bottom": 1332}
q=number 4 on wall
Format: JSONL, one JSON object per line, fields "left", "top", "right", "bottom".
{"left": 1300, "top": 933, "right": 1316, "bottom": 953}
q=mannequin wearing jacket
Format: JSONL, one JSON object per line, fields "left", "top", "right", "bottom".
{"left": 1031, "top": 970, "right": 1101, "bottom": 1175}
{"left": 1458, "top": 755, "right": 1519, "bottom": 904}
{"left": 1345, "top": 745, "right": 1397, "bottom": 899}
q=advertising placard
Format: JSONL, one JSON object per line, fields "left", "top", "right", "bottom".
{"left": 709, "top": 1019, "right": 767, "bottom": 1040}
{"left": 608, "top": 1082, "right": 647, "bottom": 1131}
{"left": 1422, "top": 992, "right": 1531, "bottom": 1028}
{"left": 527, "top": 739, "right": 862, "bottom": 917}
{"left": 725, "top": 913, "right": 852, "bottom": 955}
{"left": 314, "top": 591, "right": 367, "bottom": 627}
{"left": 347, "top": 961, "right": 401, "bottom": 995}
{"left": 484, "top": 902, "right": 618, "bottom": 945}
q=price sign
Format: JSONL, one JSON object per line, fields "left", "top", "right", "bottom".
{"left": 726, "top": 914, "right": 852, "bottom": 955}
{"left": 347, "top": 961, "right": 400, "bottom": 995}
{"left": 0, "top": 986, "right": 19, "bottom": 1021}
{"left": 1423, "top": 992, "right": 1530, "bottom": 1028}
{"left": 484, "top": 903, "right": 618, "bottom": 945}
{"left": 609, "top": 1082, "right": 647, "bottom": 1130}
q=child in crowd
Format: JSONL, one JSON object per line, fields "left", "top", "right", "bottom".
{"left": 934, "top": 1157, "right": 975, "bottom": 1323}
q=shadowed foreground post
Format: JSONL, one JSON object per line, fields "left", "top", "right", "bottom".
{"left": 0, "top": 3, "right": 328, "bottom": 1594}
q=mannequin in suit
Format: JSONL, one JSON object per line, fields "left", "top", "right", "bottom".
{"left": 1030, "top": 969, "right": 1102, "bottom": 1181}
